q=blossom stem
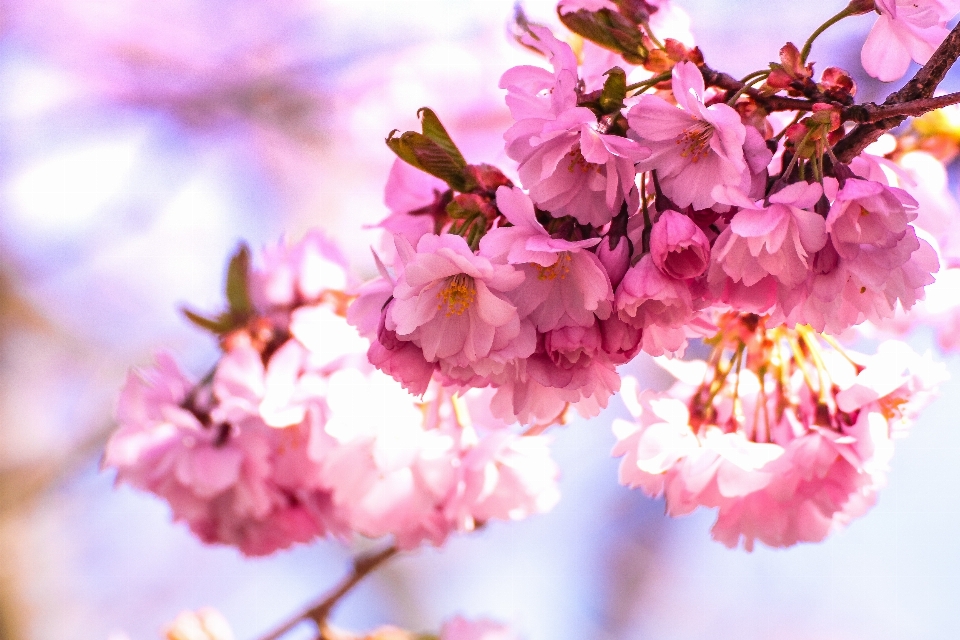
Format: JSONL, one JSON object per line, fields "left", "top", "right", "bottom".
{"left": 626, "top": 70, "right": 673, "bottom": 95}
{"left": 639, "top": 20, "right": 665, "bottom": 50}
{"left": 257, "top": 545, "right": 400, "bottom": 640}
{"left": 800, "top": 6, "right": 859, "bottom": 65}
{"left": 727, "top": 72, "right": 770, "bottom": 106}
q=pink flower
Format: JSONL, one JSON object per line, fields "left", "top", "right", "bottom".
{"left": 826, "top": 178, "right": 915, "bottom": 260}
{"left": 711, "top": 181, "right": 827, "bottom": 289}
{"left": 616, "top": 255, "right": 694, "bottom": 356}
{"left": 649, "top": 209, "right": 711, "bottom": 279}
{"left": 104, "top": 352, "right": 343, "bottom": 556}
{"left": 389, "top": 234, "right": 531, "bottom": 373}
{"left": 481, "top": 187, "right": 613, "bottom": 332}
{"left": 862, "top": 0, "right": 960, "bottom": 82}
{"left": 627, "top": 61, "right": 753, "bottom": 211}
{"left": 612, "top": 317, "right": 947, "bottom": 550}
{"left": 506, "top": 106, "right": 648, "bottom": 226}
{"left": 499, "top": 25, "right": 579, "bottom": 123}
{"left": 440, "top": 616, "right": 522, "bottom": 640}
{"left": 322, "top": 374, "right": 560, "bottom": 549}
{"left": 251, "top": 230, "right": 352, "bottom": 313}
{"left": 379, "top": 158, "right": 448, "bottom": 250}
{"left": 501, "top": 27, "right": 649, "bottom": 225}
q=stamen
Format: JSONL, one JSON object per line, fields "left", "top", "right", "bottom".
{"left": 675, "top": 121, "right": 714, "bottom": 163}
{"left": 566, "top": 146, "right": 602, "bottom": 174}
{"left": 536, "top": 253, "right": 573, "bottom": 281}
{"left": 436, "top": 273, "right": 477, "bottom": 316}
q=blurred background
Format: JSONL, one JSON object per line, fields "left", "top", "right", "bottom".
{"left": 1, "top": 1, "right": 959, "bottom": 638}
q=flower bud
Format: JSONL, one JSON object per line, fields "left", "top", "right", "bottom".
{"left": 649, "top": 210, "right": 711, "bottom": 279}
{"left": 597, "top": 235, "right": 632, "bottom": 288}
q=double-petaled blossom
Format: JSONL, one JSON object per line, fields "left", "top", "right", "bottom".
{"left": 862, "top": 0, "right": 960, "bottom": 82}
{"left": 616, "top": 255, "right": 696, "bottom": 356}
{"left": 627, "top": 61, "right": 769, "bottom": 211}
{"left": 501, "top": 26, "right": 649, "bottom": 225}
{"left": 613, "top": 315, "right": 947, "bottom": 550}
{"left": 480, "top": 187, "right": 613, "bottom": 332}
{"left": 710, "top": 181, "right": 827, "bottom": 293}
{"left": 320, "top": 371, "right": 560, "bottom": 549}
{"left": 775, "top": 178, "right": 939, "bottom": 333}
{"left": 388, "top": 233, "right": 533, "bottom": 382}
{"left": 104, "top": 351, "right": 345, "bottom": 556}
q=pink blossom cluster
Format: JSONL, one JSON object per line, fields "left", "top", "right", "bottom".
{"left": 613, "top": 314, "right": 946, "bottom": 550}
{"left": 104, "top": 233, "right": 560, "bottom": 555}
{"left": 359, "top": 15, "right": 939, "bottom": 427}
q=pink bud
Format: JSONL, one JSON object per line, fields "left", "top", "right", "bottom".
{"left": 649, "top": 210, "right": 710, "bottom": 280}
{"left": 596, "top": 236, "right": 631, "bottom": 289}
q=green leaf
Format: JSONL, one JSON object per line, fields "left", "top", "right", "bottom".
{"left": 386, "top": 126, "right": 476, "bottom": 193}
{"left": 417, "top": 108, "right": 468, "bottom": 168}
{"left": 559, "top": 9, "right": 622, "bottom": 52}
{"left": 599, "top": 67, "right": 628, "bottom": 113}
{"left": 559, "top": 9, "right": 648, "bottom": 64}
{"left": 181, "top": 308, "right": 234, "bottom": 334}
{"left": 225, "top": 243, "right": 253, "bottom": 318}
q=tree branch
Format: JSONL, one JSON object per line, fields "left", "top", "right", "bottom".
{"left": 835, "top": 21, "right": 960, "bottom": 162}
{"left": 256, "top": 545, "right": 400, "bottom": 640}
{"left": 699, "top": 63, "right": 817, "bottom": 112}
{"left": 842, "top": 91, "right": 960, "bottom": 123}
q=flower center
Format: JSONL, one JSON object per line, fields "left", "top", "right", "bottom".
{"left": 437, "top": 273, "right": 477, "bottom": 316}
{"left": 676, "top": 121, "right": 714, "bottom": 163}
{"left": 566, "top": 146, "right": 601, "bottom": 174}
{"left": 536, "top": 252, "right": 572, "bottom": 281}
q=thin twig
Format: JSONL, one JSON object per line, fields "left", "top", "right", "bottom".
{"left": 257, "top": 545, "right": 400, "bottom": 640}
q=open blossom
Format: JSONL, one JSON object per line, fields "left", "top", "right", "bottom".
{"left": 617, "top": 255, "right": 695, "bottom": 356}
{"left": 612, "top": 315, "right": 947, "bottom": 550}
{"left": 480, "top": 187, "right": 613, "bottom": 332}
{"left": 104, "top": 352, "right": 344, "bottom": 556}
{"left": 628, "top": 61, "right": 756, "bottom": 211}
{"left": 711, "top": 181, "right": 827, "bottom": 290}
{"left": 826, "top": 178, "right": 915, "bottom": 259}
{"left": 862, "top": 0, "right": 960, "bottom": 82}
{"left": 501, "top": 26, "right": 648, "bottom": 225}
{"left": 251, "top": 230, "right": 352, "bottom": 313}
{"left": 321, "top": 371, "right": 560, "bottom": 549}
{"left": 389, "top": 234, "right": 532, "bottom": 378}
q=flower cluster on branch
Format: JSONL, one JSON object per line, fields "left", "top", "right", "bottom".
{"left": 103, "top": 0, "right": 960, "bottom": 637}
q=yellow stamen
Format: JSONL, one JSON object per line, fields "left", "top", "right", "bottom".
{"left": 436, "top": 273, "right": 477, "bottom": 316}
{"left": 536, "top": 252, "right": 573, "bottom": 281}
{"left": 675, "top": 121, "right": 714, "bottom": 163}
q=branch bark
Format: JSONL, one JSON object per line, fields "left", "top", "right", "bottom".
{"left": 835, "top": 21, "right": 960, "bottom": 162}
{"left": 700, "top": 64, "right": 816, "bottom": 112}
{"left": 257, "top": 545, "right": 400, "bottom": 640}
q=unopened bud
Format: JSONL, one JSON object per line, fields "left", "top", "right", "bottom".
{"left": 847, "top": 0, "right": 876, "bottom": 15}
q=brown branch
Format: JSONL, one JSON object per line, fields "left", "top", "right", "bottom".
{"left": 835, "top": 21, "right": 960, "bottom": 162}
{"left": 842, "top": 91, "right": 960, "bottom": 123}
{"left": 256, "top": 545, "right": 400, "bottom": 640}
{"left": 699, "top": 63, "right": 817, "bottom": 112}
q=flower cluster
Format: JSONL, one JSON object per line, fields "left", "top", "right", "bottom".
{"left": 358, "top": 5, "right": 942, "bottom": 429}
{"left": 103, "top": 0, "right": 960, "bottom": 635}
{"left": 613, "top": 313, "right": 946, "bottom": 549}
{"left": 104, "top": 233, "right": 560, "bottom": 555}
